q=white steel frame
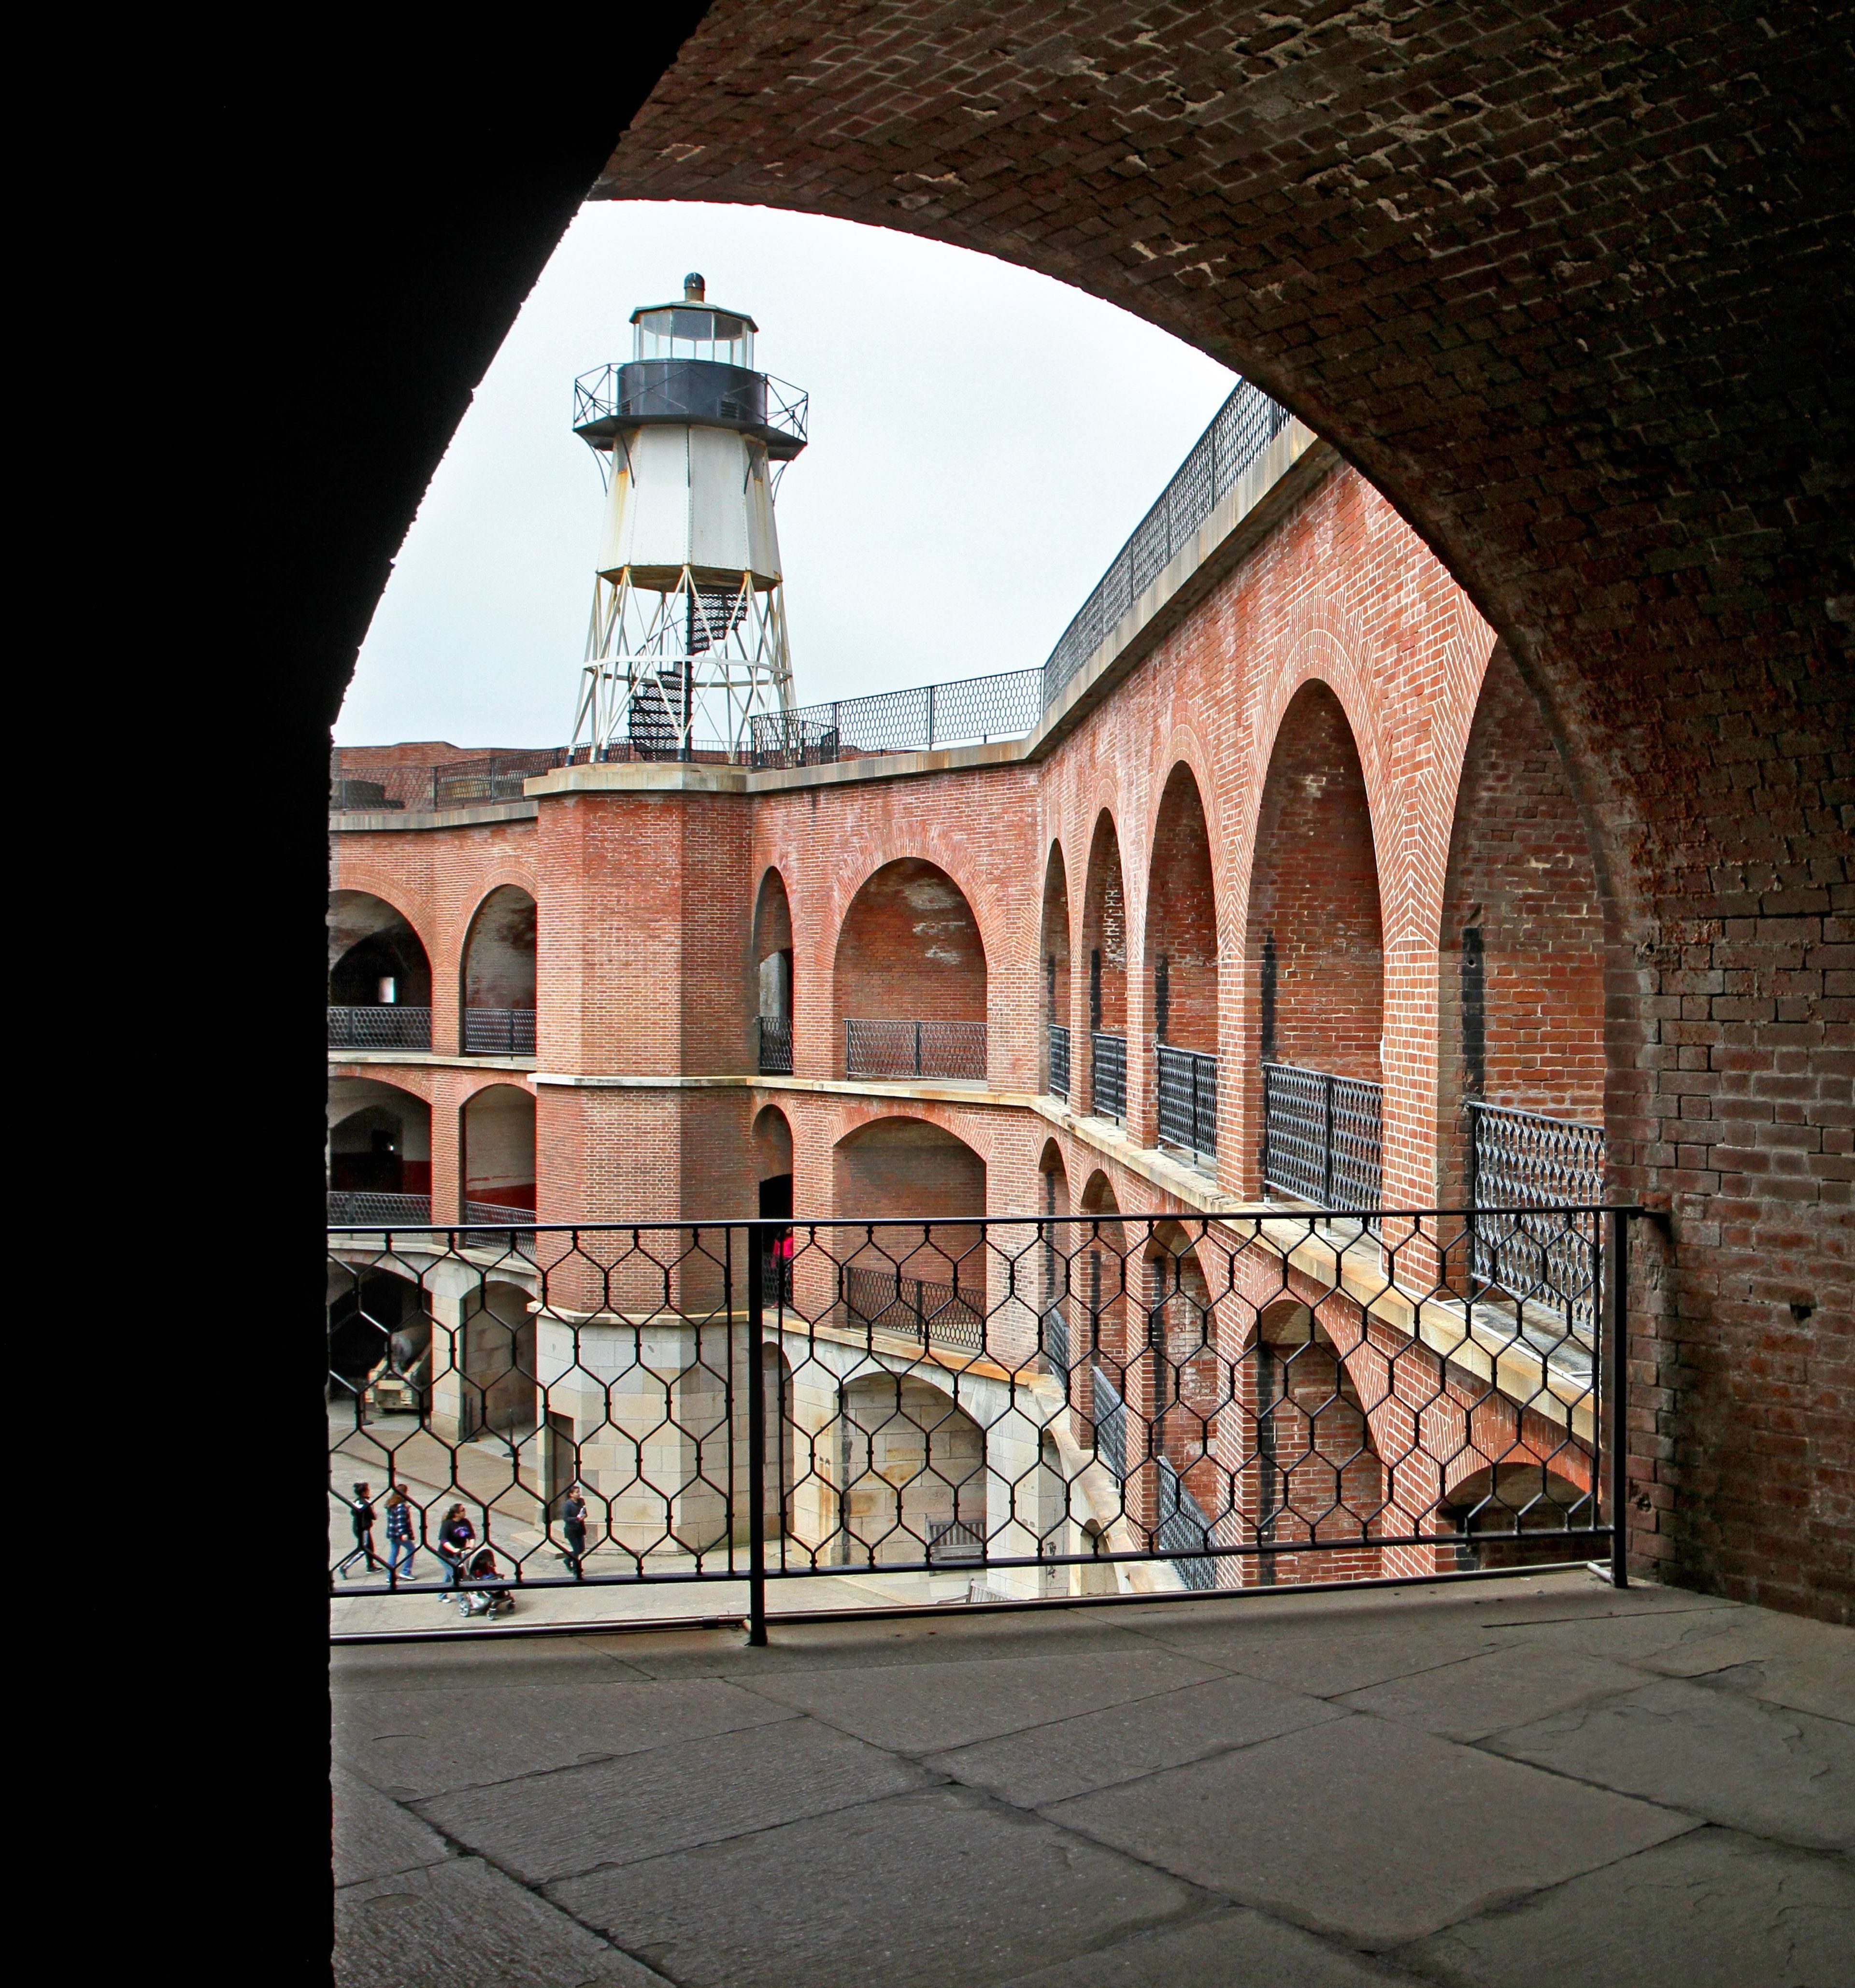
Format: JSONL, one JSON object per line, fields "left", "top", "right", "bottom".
{"left": 572, "top": 566, "right": 794, "bottom": 761}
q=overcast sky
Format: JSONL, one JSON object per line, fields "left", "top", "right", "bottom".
{"left": 337, "top": 202, "right": 1233, "bottom": 747}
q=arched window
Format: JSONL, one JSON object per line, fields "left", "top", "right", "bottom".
{"left": 1080, "top": 814, "right": 1129, "bottom": 1120}
{"left": 833, "top": 859, "right": 987, "bottom": 1081}
{"left": 1145, "top": 766, "right": 1220, "bottom": 1163}
{"left": 328, "top": 892, "right": 432, "bottom": 1050}
{"left": 460, "top": 886, "right": 537, "bottom": 1055}
{"left": 1245, "top": 684, "right": 1384, "bottom": 1207}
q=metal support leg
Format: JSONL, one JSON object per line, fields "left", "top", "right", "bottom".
{"left": 1606, "top": 1207, "right": 1630, "bottom": 1590}
{"left": 746, "top": 1235, "right": 769, "bottom": 1644}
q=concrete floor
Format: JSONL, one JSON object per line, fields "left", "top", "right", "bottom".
{"left": 332, "top": 1570, "right": 1853, "bottom": 1988}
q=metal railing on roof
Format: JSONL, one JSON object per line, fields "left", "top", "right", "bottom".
{"left": 1042, "top": 381, "right": 1292, "bottom": 707}
{"left": 748, "top": 669, "right": 1043, "bottom": 770}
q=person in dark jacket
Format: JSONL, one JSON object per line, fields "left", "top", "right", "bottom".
{"left": 560, "top": 1485, "right": 588, "bottom": 1576}
{"left": 383, "top": 1484, "right": 417, "bottom": 1582}
{"left": 437, "top": 1504, "right": 475, "bottom": 1589}
{"left": 337, "top": 1482, "right": 378, "bottom": 1578}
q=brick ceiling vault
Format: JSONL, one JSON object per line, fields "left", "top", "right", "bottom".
{"left": 597, "top": 0, "right": 1853, "bottom": 948}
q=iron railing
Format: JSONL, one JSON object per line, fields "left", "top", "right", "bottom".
{"left": 328, "top": 1206, "right": 1631, "bottom": 1635}
{"left": 463, "top": 1008, "right": 536, "bottom": 1056}
{"left": 1048, "top": 1022, "right": 1070, "bottom": 1100}
{"left": 330, "top": 749, "right": 569, "bottom": 814}
{"left": 1156, "top": 1045, "right": 1218, "bottom": 1161}
{"left": 462, "top": 1200, "right": 536, "bottom": 1247}
{"left": 1043, "top": 382, "right": 1294, "bottom": 707}
{"left": 1262, "top": 1062, "right": 1384, "bottom": 1209}
{"left": 328, "top": 1190, "right": 432, "bottom": 1226}
{"left": 842, "top": 1262, "right": 985, "bottom": 1351}
{"left": 844, "top": 1018, "right": 987, "bottom": 1081}
{"left": 572, "top": 361, "right": 809, "bottom": 456}
{"left": 328, "top": 1006, "right": 432, "bottom": 1052}
{"left": 748, "top": 668, "right": 1043, "bottom": 770}
{"left": 757, "top": 1016, "right": 794, "bottom": 1075}
{"left": 1468, "top": 1101, "right": 1607, "bottom": 1336}
{"left": 1090, "top": 1032, "right": 1127, "bottom": 1119}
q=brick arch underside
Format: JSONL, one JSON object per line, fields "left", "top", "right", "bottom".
{"left": 601, "top": 2, "right": 1851, "bottom": 1614}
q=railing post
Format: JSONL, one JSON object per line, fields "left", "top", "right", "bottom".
{"left": 1605, "top": 1207, "right": 1630, "bottom": 1590}
{"left": 1323, "top": 1073, "right": 1336, "bottom": 1206}
{"left": 745, "top": 1229, "right": 769, "bottom": 1645}
{"left": 914, "top": 1020, "right": 923, "bottom": 1078}
{"left": 925, "top": 683, "right": 935, "bottom": 750}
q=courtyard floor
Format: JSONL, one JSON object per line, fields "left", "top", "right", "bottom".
{"left": 332, "top": 1568, "right": 1852, "bottom": 1988}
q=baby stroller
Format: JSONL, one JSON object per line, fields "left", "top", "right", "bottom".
{"left": 457, "top": 1546, "right": 515, "bottom": 1620}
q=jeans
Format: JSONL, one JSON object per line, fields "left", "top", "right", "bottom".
{"left": 564, "top": 1524, "right": 586, "bottom": 1574}
{"left": 386, "top": 1535, "right": 416, "bottom": 1580}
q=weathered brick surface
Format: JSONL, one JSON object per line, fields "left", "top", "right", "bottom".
{"left": 577, "top": 0, "right": 1851, "bottom": 1619}
{"left": 335, "top": 437, "right": 1847, "bottom": 1617}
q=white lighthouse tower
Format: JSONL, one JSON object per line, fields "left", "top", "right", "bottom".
{"left": 571, "top": 274, "right": 807, "bottom": 761}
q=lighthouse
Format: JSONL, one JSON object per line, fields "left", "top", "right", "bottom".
{"left": 570, "top": 274, "right": 807, "bottom": 761}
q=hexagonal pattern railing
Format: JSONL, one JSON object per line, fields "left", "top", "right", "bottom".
{"left": 328, "top": 1202, "right": 1632, "bottom": 1637}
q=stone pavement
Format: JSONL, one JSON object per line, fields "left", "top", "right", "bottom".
{"left": 331, "top": 1570, "right": 1853, "bottom": 1988}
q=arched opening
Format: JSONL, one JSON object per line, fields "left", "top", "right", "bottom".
{"left": 754, "top": 1104, "right": 795, "bottom": 1298}
{"left": 460, "top": 1279, "right": 538, "bottom": 1442}
{"left": 1246, "top": 684, "right": 1385, "bottom": 1206}
{"left": 833, "top": 858, "right": 987, "bottom": 1081}
{"left": 1441, "top": 646, "right": 1608, "bottom": 1216}
{"left": 833, "top": 1118, "right": 986, "bottom": 1347}
{"left": 461, "top": 1084, "right": 536, "bottom": 1226}
{"left": 1037, "top": 1139, "right": 1073, "bottom": 1376}
{"left": 460, "top": 885, "right": 536, "bottom": 1055}
{"left": 753, "top": 868, "right": 795, "bottom": 1074}
{"left": 1439, "top": 1461, "right": 1596, "bottom": 1573}
{"left": 1247, "top": 1300, "right": 1384, "bottom": 1588}
{"left": 1076, "top": 1170, "right": 1131, "bottom": 1474}
{"left": 1144, "top": 1225, "right": 1223, "bottom": 1589}
{"left": 1039, "top": 842, "right": 1072, "bottom": 1100}
{"left": 328, "top": 891, "right": 432, "bottom": 1051}
{"left": 328, "top": 1078, "right": 432, "bottom": 1223}
{"left": 326, "top": 1267, "right": 432, "bottom": 1420}
{"left": 1145, "top": 765, "right": 1220, "bottom": 1165}
{"left": 840, "top": 1374, "right": 985, "bottom": 1567}
{"left": 1080, "top": 813, "right": 1129, "bottom": 1121}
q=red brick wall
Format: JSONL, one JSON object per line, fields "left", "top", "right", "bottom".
{"left": 1081, "top": 811, "right": 1129, "bottom": 1036}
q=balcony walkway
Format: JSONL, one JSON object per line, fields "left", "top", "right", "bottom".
{"left": 332, "top": 1570, "right": 1852, "bottom": 1987}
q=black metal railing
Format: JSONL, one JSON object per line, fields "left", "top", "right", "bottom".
{"left": 463, "top": 1008, "right": 536, "bottom": 1056}
{"left": 1043, "top": 382, "right": 1293, "bottom": 708}
{"left": 844, "top": 1018, "right": 987, "bottom": 1081}
{"left": 331, "top": 749, "right": 569, "bottom": 814}
{"left": 328, "top": 1005, "right": 433, "bottom": 1052}
{"left": 1468, "top": 1101, "right": 1607, "bottom": 1335}
{"left": 1156, "top": 1457, "right": 1217, "bottom": 1590}
{"left": 328, "top": 1190, "right": 432, "bottom": 1226}
{"left": 328, "top": 1206, "right": 1631, "bottom": 1635}
{"left": 757, "top": 1016, "right": 794, "bottom": 1075}
{"left": 1091, "top": 1363, "right": 1128, "bottom": 1481}
{"left": 1157, "top": 1045, "right": 1218, "bottom": 1161}
{"left": 462, "top": 1200, "right": 536, "bottom": 1246}
{"left": 572, "top": 360, "right": 809, "bottom": 457}
{"left": 1090, "top": 1031, "right": 1127, "bottom": 1119}
{"left": 842, "top": 1262, "right": 985, "bottom": 1351}
{"left": 1262, "top": 1062, "right": 1384, "bottom": 1209}
{"left": 748, "top": 668, "right": 1043, "bottom": 771}
{"left": 1048, "top": 1022, "right": 1070, "bottom": 1100}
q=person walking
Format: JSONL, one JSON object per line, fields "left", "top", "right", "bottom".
{"left": 560, "top": 1485, "right": 588, "bottom": 1576}
{"left": 437, "top": 1504, "right": 475, "bottom": 1590}
{"left": 384, "top": 1484, "right": 417, "bottom": 1582}
{"left": 337, "top": 1482, "right": 378, "bottom": 1578}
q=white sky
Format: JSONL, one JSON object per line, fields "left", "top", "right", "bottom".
{"left": 337, "top": 202, "right": 1233, "bottom": 748}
